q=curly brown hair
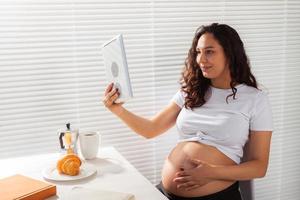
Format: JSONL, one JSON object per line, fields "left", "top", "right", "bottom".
{"left": 181, "top": 23, "right": 258, "bottom": 109}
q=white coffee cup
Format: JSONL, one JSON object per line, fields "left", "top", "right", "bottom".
{"left": 79, "top": 131, "right": 100, "bottom": 160}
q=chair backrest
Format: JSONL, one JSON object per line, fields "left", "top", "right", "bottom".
{"left": 239, "top": 140, "right": 254, "bottom": 200}
{"left": 240, "top": 180, "right": 253, "bottom": 200}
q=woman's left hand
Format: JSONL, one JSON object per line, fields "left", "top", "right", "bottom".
{"left": 173, "top": 158, "right": 215, "bottom": 191}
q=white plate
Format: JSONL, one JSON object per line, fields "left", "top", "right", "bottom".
{"left": 42, "top": 162, "right": 97, "bottom": 181}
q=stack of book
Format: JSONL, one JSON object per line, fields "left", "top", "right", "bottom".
{"left": 0, "top": 174, "right": 56, "bottom": 200}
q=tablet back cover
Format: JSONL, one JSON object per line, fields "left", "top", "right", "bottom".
{"left": 102, "top": 34, "right": 133, "bottom": 103}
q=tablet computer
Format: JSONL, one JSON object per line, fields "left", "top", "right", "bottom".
{"left": 102, "top": 34, "right": 133, "bottom": 103}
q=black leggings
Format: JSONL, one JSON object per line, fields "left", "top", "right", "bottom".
{"left": 156, "top": 181, "right": 242, "bottom": 200}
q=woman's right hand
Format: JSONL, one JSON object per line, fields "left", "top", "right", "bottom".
{"left": 102, "top": 83, "right": 124, "bottom": 115}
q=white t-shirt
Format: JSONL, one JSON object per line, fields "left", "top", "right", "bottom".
{"left": 172, "top": 84, "right": 273, "bottom": 164}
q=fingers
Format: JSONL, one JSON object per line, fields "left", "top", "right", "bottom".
{"left": 103, "top": 87, "right": 120, "bottom": 107}
{"left": 185, "top": 184, "right": 200, "bottom": 191}
{"left": 111, "top": 90, "right": 119, "bottom": 102}
{"left": 173, "top": 176, "right": 190, "bottom": 183}
{"left": 175, "top": 171, "right": 187, "bottom": 177}
{"left": 177, "top": 181, "right": 198, "bottom": 190}
{"left": 104, "top": 82, "right": 114, "bottom": 95}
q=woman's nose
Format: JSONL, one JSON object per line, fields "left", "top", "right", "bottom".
{"left": 197, "top": 53, "right": 207, "bottom": 65}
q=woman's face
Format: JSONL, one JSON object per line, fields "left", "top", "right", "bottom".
{"left": 196, "top": 33, "right": 230, "bottom": 82}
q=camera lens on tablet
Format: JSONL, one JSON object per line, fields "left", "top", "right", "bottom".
{"left": 111, "top": 62, "right": 119, "bottom": 77}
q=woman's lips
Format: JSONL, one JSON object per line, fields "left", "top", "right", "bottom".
{"left": 200, "top": 66, "right": 212, "bottom": 72}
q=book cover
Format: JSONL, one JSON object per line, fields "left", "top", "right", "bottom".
{"left": 0, "top": 174, "right": 56, "bottom": 200}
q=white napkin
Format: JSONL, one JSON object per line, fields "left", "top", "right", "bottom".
{"left": 66, "top": 187, "right": 135, "bottom": 200}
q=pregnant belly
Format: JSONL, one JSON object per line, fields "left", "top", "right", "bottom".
{"left": 161, "top": 141, "right": 237, "bottom": 197}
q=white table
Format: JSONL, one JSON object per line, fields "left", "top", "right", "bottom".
{"left": 0, "top": 146, "right": 168, "bottom": 200}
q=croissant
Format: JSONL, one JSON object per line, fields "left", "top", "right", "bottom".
{"left": 56, "top": 154, "right": 82, "bottom": 176}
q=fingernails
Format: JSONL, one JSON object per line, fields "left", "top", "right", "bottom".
{"left": 177, "top": 172, "right": 183, "bottom": 176}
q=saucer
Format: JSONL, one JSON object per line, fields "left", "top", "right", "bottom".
{"left": 42, "top": 162, "right": 97, "bottom": 181}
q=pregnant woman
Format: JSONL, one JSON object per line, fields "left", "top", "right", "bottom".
{"left": 102, "top": 23, "right": 273, "bottom": 200}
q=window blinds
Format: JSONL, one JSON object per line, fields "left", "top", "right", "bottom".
{"left": 281, "top": 0, "right": 300, "bottom": 199}
{"left": 0, "top": 0, "right": 157, "bottom": 181}
{"left": 1, "top": 1, "right": 299, "bottom": 199}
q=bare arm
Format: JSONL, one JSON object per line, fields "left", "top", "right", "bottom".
{"left": 210, "top": 131, "right": 272, "bottom": 180}
{"left": 177, "top": 130, "right": 272, "bottom": 182}
{"left": 174, "top": 130, "right": 272, "bottom": 190}
{"left": 103, "top": 83, "right": 181, "bottom": 138}
{"left": 117, "top": 102, "right": 181, "bottom": 138}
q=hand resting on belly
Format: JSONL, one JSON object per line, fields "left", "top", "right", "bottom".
{"left": 161, "top": 141, "right": 237, "bottom": 197}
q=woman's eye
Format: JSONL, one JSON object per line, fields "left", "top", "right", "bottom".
{"left": 206, "top": 50, "right": 214, "bottom": 54}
